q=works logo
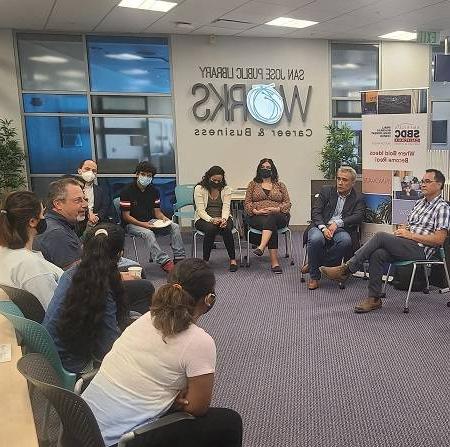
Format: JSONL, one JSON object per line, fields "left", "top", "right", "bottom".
{"left": 191, "top": 82, "right": 312, "bottom": 124}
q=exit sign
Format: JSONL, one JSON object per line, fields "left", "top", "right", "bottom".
{"left": 416, "top": 31, "right": 440, "bottom": 44}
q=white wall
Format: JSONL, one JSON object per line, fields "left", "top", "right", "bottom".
{"left": 0, "top": 29, "right": 23, "bottom": 146}
{"left": 171, "top": 35, "right": 329, "bottom": 225}
{"left": 381, "top": 41, "right": 430, "bottom": 90}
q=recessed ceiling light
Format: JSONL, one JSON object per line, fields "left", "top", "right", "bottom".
{"left": 265, "top": 17, "right": 318, "bottom": 29}
{"left": 118, "top": 0, "right": 177, "bottom": 12}
{"left": 29, "top": 55, "right": 68, "bottom": 63}
{"left": 379, "top": 31, "right": 417, "bottom": 41}
{"left": 105, "top": 53, "right": 144, "bottom": 60}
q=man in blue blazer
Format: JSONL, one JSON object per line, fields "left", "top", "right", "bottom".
{"left": 77, "top": 159, "right": 112, "bottom": 224}
{"left": 302, "top": 166, "right": 365, "bottom": 290}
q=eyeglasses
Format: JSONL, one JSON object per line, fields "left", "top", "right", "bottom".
{"left": 420, "top": 179, "right": 437, "bottom": 184}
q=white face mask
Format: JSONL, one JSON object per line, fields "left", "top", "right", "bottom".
{"left": 137, "top": 175, "right": 152, "bottom": 187}
{"left": 81, "top": 171, "right": 96, "bottom": 183}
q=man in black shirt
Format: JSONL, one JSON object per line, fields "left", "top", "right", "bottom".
{"left": 120, "top": 161, "right": 186, "bottom": 273}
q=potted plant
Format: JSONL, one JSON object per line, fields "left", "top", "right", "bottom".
{"left": 0, "top": 119, "right": 26, "bottom": 199}
{"left": 318, "top": 123, "right": 358, "bottom": 179}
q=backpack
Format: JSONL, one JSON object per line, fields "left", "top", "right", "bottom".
{"left": 391, "top": 263, "right": 427, "bottom": 291}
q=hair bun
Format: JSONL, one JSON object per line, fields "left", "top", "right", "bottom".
{"left": 94, "top": 228, "right": 108, "bottom": 237}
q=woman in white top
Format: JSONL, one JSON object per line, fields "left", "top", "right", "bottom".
{"left": 82, "top": 258, "right": 242, "bottom": 447}
{"left": 194, "top": 166, "right": 238, "bottom": 271}
{"left": 0, "top": 191, "right": 63, "bottom": 309}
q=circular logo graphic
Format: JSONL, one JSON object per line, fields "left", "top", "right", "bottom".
{"left": 247, "top": 83, "right": 284, "bottom": 125}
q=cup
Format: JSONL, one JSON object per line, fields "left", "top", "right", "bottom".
{"left": 128, "top": 266, "right": 143, "bottom": 279}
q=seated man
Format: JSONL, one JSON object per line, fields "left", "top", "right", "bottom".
{"left": 34, "top": 178, "right": 154, "bottom": 314}
{"left": 321, "top": 169, "right": 450, "bottom": 313}
{"left": 77, "top": 159, "right": 112, "bottom": 226}
{"left": 302, "top": 166, "right": 365, "bottom": 290}
{"left": 120, "top": 161, "right": 186, "bottom": 273}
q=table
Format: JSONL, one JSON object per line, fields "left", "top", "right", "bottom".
{"left": 0, "top": 290, "right": 39, "bottom": 446}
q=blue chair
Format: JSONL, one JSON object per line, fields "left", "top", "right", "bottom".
{"left": 113, "top": 197, "right": 140, "bottom": 264}
{"left": 172, "top": 184, "right": 196, "bottom": 224}
{"left": 246, "top": 226, "right": 295, "bottom": 267}
{"left": 381, "top": 247, "right": 450, "bottom": 313}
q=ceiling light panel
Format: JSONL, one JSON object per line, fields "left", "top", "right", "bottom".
{"left": 266, "top": 17, "right": 318, "bottom": 28}
{"left": 118, "top": 0, "right": 177, "bottom": 12}
{"left": 378, "top": 31, "right": 417, "bottom": 41}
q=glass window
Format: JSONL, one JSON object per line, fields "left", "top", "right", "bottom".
{"left": 333, "top": 120, "right": 362, "bottom": 174}
{"left": 331, "top": 43, "right": 379, "bottom": 98}
{"left": 98, "top": 177, "right": 176, "bottom": 214}
{"left": 94, "top": 117, "right": 175, "bottom": 174}
{"left": 26, "top": 116, "right": 92, "bottom": 174}
{"left": 87, "top": 36, "right": 171, "bottom": 93}
{"left": 431, "top": 101, "right": 450, "bottom": 149}
{"left": 91, "top": 95, "right": 171, "bottom": 115}
{"left": 17, "top": 34, "right": 87, "bottom": 91}
{"left": 30, "top": 177, "right": 61, "bottom": 202}
{"left": 332, "top": 99, "right": 361, "bottom": 118}
{"left": 23, "top": 93, "right": 88, "bottom": 113}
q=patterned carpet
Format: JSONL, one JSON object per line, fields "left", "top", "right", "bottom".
{"left": 139, "top": 230, "right": 450, "bottom": 447}
{"left": 34, "top": 230, "right": 450, "bottom": 447}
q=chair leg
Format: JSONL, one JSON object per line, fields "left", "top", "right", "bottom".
{"left": 132, "top": 237, "right": 140, "bottom": 264}
{"left": 193, "top": 233, "right": 198, "bottom": 258}
{"left": 284, "top": 232, "right": 289, "bottom": 258}
{"left": 404, "top": 263, "right": 417, "bottom": 313}
{"left": 236, "top": 231, "right": 243, "bottom": 267}
{"left": 300, "top": 248, "right": 307, "bottom": 283}
{"left": 423, "top": 265, "right": 430, "bottom": 294}
{"left": 381, "top": 264, "right": 391, "bottom": 298}
{"left": 288, "top": 229, "right": 295, "bottom": 265}
{"left": 439, "top": 258, "right": 450, "bottom": 295}
{"left": 246, "top": 231, "right": 251, "bottom": 267}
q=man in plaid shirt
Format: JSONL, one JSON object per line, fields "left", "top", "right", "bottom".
{"left": 320, "top": 169, "right": 450, "bottom": 313}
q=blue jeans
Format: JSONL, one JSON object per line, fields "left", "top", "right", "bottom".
{"left": 307, "top": 227, "right": 352, "bottom": 280}
{"left": 127, "top": 221, "right": 185, "bottom": 265}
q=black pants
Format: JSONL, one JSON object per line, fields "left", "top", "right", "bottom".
{"left": 195, "top": 218, "right": 236, "bottom": 261}
{"left": 347, "top": 232, "right": 426, "bottom": 298}
{"left": 122, "top": 279, "right": 155, "bottom": 315}
{"left": 126, "top": 408, "right": 242, "bottom": 447}
{"left": 247, "top": 213, "right": 290, "bottom": 249}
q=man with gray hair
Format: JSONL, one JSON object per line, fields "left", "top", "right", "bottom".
{"left": 302, "top": 166, "right": 365, "bottom": 290}
{"left": 34, "top": 178, "right": 88, "bottom": 269}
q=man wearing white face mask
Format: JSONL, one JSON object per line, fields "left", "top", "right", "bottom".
{"left": 120, "top": 161, "right": 186, "bottom": 273}
{"left": 77, "top": 160, "right": 112, "bottom": 225}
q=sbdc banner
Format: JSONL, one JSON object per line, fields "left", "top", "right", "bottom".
{"left": 362, "top": 113, "right": 428, "bottom": 172}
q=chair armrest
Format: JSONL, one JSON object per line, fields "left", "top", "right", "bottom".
{"left": 74, "top": 368, "right": 99, "bottom": 394}
{"left": 117, "top": 412, "right": 195, "bottom": 446}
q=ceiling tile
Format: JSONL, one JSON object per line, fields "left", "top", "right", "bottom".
{"left": 237, "top": 24, "right": 297, "bottom": 37}
{"left": 191, "top": 26, "right": 242, "bottom": 35}
{"left": 222, "top": 1, "right": 293, "bottom": 24}
{"left": 95, "top": 7, "right": 164, "bottom": 32}
{"left": 0, "top": 0, "right": 54, "bottom": 29}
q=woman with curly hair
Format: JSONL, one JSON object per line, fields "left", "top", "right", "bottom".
{"left": 194, "top": 165, "right": 237, "bottom": 271}
{"left": 44, "top": 222, "right": 129, "bottom": 373}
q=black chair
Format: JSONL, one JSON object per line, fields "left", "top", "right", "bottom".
{"left": 17, "top": 353, "right": 195, "bottom": 447}
{"left": 0, "top": 284, "right": 45, "bottom": 323}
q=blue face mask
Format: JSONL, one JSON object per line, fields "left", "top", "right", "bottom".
{"left": 137, "top": 175, "right": 152, "bottom": 187}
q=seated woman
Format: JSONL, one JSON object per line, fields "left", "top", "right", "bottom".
{"left": 0, "top": 191, "right": 63, "bottom": 309}
{"left": 44, "top": 223, "right": 129, "bottom": 374}
{"left": 244, "top": 158, "right": 291, "bottom": 274}
{"left": 82, "top": 258, "right": 243, "bottom": 447}
{"left": 194, "top": 166, "right": 238, "bottom": 272}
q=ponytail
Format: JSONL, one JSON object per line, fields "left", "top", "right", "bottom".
{"left": 151, "top": 284, "right": 196, "bottom": 340}
{"left": 150, "top": 258, "right": 216, "bottom": 340}
{"left": 0, "top": 191, "right": 41, "bottom": 249}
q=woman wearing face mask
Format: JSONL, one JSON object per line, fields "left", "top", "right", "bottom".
{"left": 244, "top": 158, "right": 291, "bottom": 274}
{"left": 0, "top": 191, "right": 63, "bottom": 309}
{"left": 194, "top": 166, "right": 237, "bottom": 271}
{"left": 82, "top": 258, "right": 243, "bottom": 447}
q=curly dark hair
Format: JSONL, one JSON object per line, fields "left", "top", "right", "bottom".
{"left": 135, "top": 161, "right": 157, "bottom": 176}
{"left": 0, "top": 191, "right": 42, "bottom": 249}
{"left": 56, "top": 223, "right": 128, "bottom": 360}
{"left": 197, "top": 165, "right": 227, "bottom": 191}
{"left": 253, "top": 158, "right": 279, "bottom": 183}
{"left": 151, "top": 258, "right": 215, "bottom": 340}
